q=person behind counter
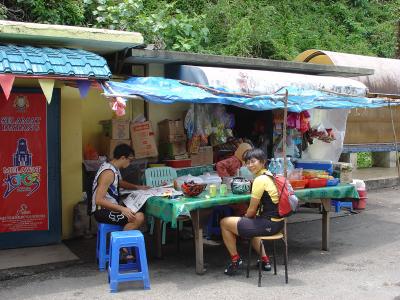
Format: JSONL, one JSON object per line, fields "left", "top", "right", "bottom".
{"left": 220, "top": 148, "right": 284, "bottom": 276}
{"left": 215, "top": 142, "right": 253, "bottom": 177}
{"left": 91, "top": 143, "right": 150, "bottom": 237}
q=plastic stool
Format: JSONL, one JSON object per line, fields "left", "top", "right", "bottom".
{"left": 206, "top": 205, "right": 234, "bottom": 239}
{"left": 108, "top": 230, "right": 150, "bottom": 292}
{"left": 96, "top": 223, "right": 124, "bottom": 271}
{"left": 331, "top": 199, "right": 353, "bottom": 213}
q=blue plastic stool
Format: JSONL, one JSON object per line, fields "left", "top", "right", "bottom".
{"left": 108, "top": 230, "right": 150, "bottom": 292}
{"left": 96, "top": 223, "right": 124, "bottom": 271}
{"left": 331, "top": 199, "right": 353, "bottom": 213}
{"left": 206, "top": 205, "right": 234, "bottom": 239}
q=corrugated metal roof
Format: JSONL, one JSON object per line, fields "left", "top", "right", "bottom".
{"left": 0, "top": 44, "right": 111, "bottom": 79}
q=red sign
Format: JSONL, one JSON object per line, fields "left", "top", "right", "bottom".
{"left": 0, "top": 93, "right": 48, "bottom": 232}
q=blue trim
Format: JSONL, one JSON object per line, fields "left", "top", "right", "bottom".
{"left": 0, "top": 88, "right": 61, "bottom": 249}
{"left": 342, "top": 143, "right": 400, "bottom": 153}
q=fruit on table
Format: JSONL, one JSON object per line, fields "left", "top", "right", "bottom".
{"left": 181, "top": 181, "right": 207, "bottom": 197}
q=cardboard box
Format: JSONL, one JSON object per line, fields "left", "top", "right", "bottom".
{"left": 200, "top": 146, "right": 213, "bottom": 165}
{"left": 190, "top": 146, "right": 213, "bottom": 166}
{"left": 100, "top": 119, "right": 130, "bottom": 140}
{"left": 130, "top": 121, "right": 158, "bottom": 159}
{"left": 161, "top": 134, "right": 187, "bottom": 143}
{"left": 159, "top": 141, "right": 187, "bottom": 159}
{"left": 158, "top": 119, "right": 185, "bottom": 142}
{"left": 190, "top": 153, "right": 202, "bottom": 166}
{"left": 100, "top": 137, "right": 131, "bottom": 158}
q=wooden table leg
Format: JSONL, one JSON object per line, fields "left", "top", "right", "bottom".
{"left": 321, "top": 199, "right": 331, "bottom": 251}
{"left": 190, "top": 209, "right": 206, "bottom": 275}
{"left": 154, "top": 217, "right": 163, "bottom": 258}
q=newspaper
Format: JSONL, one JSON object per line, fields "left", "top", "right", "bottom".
{"left": 122, "top": 187, "right": 182, "bottom": 213}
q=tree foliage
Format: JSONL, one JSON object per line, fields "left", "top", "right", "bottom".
{"left": 1, "top": 0, "right": 399, "bottom": 59}
{"left": 1, "top": 0, "right": 85, "bottom": 25}
{"left": 82, "top": 0, "right": 209, "bottom": 52}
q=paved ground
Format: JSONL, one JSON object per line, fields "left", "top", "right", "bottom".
{"left": 0, "top": 186, "right": 399, "bottom": 300}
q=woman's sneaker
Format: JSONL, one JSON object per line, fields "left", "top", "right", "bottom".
{"left": 224, "top": 258, "right": 243, "bottom": 276}
{"left": 257, "top": 259, "right": 272, "bottom": 271}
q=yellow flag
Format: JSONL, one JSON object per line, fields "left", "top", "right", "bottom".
{"left": 38, "top": 79, "right": 55, "bottom": 104}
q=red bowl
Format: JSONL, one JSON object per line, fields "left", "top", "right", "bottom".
{"left": 181, "top": 182, "right": 207, "bottom": 197}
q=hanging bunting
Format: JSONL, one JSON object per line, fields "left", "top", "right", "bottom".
{"left": 77, "top": 80, "right": 92, "bottom": 98}
{"left": 38, "top": 79, "right": 55, "bottom": 104}
{"left": 0, "top": 74, "right": 15, "bottom": 100}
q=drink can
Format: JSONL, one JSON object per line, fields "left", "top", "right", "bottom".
{"left": 220, "top": 184, "right": 227, "bottom": 196}
{"left": 209, "top": 184, "right": 217, "bottom": 197}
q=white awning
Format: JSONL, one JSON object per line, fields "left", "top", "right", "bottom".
{"left": 176, "top": 65, "right": 368, "bottom": 97}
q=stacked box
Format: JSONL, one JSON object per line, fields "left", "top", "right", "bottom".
{"left": 130, "top": 121, "right": 158, "bottom": 159}
{"left": 158, "top": 119, "right": 187, "bottom": 160}
{"left": 100, "top": 136, "right": 131, "bottom": 159}
{"left": 100, "top": 119, "right": 130, "bottom": 139}
{"left": 190, "top": 146, "right": 214, "bottom": 166}
{"left": 158, "top": 119, "right": 186, "bottom": 143}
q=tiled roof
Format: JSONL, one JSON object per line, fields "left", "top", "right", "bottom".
{"left": 0, "top": 44, "right": 111, "bottom": 79}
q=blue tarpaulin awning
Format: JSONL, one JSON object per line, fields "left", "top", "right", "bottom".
{"left": 103, "top": 77, "right": 396, "bottom": 112}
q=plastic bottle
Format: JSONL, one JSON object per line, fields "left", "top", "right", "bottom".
{"left": 275, "top": 158, "right": 283, "bottom": 175}
{"left": 268, "top": 158, "right": 276, "bottom": 175}
{"left": 287, "top": 157, "right": 294, "bottom": 175}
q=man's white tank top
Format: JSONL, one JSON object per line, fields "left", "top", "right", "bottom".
{"left": 91, "top": 162, "right": 121, "bottom": 213}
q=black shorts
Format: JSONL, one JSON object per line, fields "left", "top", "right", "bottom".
{"left": 237, "top": 216, "right": 284, "bottom": 239}
{"left": 93, "top": 204, "right": 146, "bottom": 226}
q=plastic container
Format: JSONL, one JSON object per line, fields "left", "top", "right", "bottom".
{"left": 222, "top": 176, "right": 234, "bottom": 191}
{"left": 289, "top": 179, "right": 307, "bottom": 190}
{"left": 326, "top": 178, "right": 340, "bottom": 186}
{"left": 174, "top": 175, "right": 203, "bottom": 191}
{"left": 307, "top": 178, "right": 328, "bottom": 188}
{"left": 288, "top": 168, "right": 303, "bottom": 180}
{"left": 295, "top": 159, "right": 333, "bottom": 175}
{"left": 199, "top": 173, "right": 222, "bottom": 190}
{"left": 353, "top": 188, "right": 367, "bottom": 209}
{"left": 165, "top": 159, "right": 191, "bottom": 168}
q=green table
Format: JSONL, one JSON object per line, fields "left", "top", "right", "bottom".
{"left": 146, "top": 184, "right": 359, "bottom": 274}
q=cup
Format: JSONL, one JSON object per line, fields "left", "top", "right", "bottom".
{"left": 220, "top": 184, "right": 227, "bottom": 196}
{"left": 209, "top": 184, "right": 217, "bottom": 197}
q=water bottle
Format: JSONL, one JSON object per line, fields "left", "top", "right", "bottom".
{"left": 268, "top": 158, "right": 276, "bottom": 175}
{"left": 275, "top": 158, "right": 283, "bottom": 175}
{"left": 287, "top": 157, "right": 294, "bottom": 175}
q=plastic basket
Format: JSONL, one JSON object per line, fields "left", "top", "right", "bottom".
{"left": 307, "top": 178, "right": 327, "bottom": 188}
{"left": 289, "top": 179, "right": 307, "bottom": 189}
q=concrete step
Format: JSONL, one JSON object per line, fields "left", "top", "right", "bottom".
{"left": 352, "top": 167, "right": 399, "bottom": 190}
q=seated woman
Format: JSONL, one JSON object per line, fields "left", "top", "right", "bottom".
{"left": 220, "top": 148, "right": 284, "bottom": 276}
{"left": 215, "top": 142, "right": 252, "bottom": 177}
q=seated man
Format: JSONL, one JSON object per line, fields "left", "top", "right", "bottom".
{"left": 91, "top": 143, "right": 148, "bottom": 234}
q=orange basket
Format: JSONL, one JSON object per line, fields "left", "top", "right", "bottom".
{"left": 289, "top": 179, "right": 307, "bottom": 190}
{"left": 307, "top": 178, "right": 327, "bottom": 188}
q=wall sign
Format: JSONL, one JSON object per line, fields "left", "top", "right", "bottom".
{"left": 0, "top": 93, "right": 48, "bottom": 232}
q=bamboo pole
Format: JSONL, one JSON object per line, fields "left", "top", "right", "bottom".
{"left": 388, "top": 100, "right": 400, "bottom": 178}
{"left": 283, "top": 90, "right": 288, "bottom": 178}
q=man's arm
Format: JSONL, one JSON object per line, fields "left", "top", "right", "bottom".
{"left": 120, "top": 180, "right": 150, "bottom": 190}
{"left": 95, "top": 170, "right": 136, "bottom": 221}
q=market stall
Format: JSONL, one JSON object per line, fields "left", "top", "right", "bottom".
{"left": 99, "top": 76, "right": 397, "bottom": 274}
